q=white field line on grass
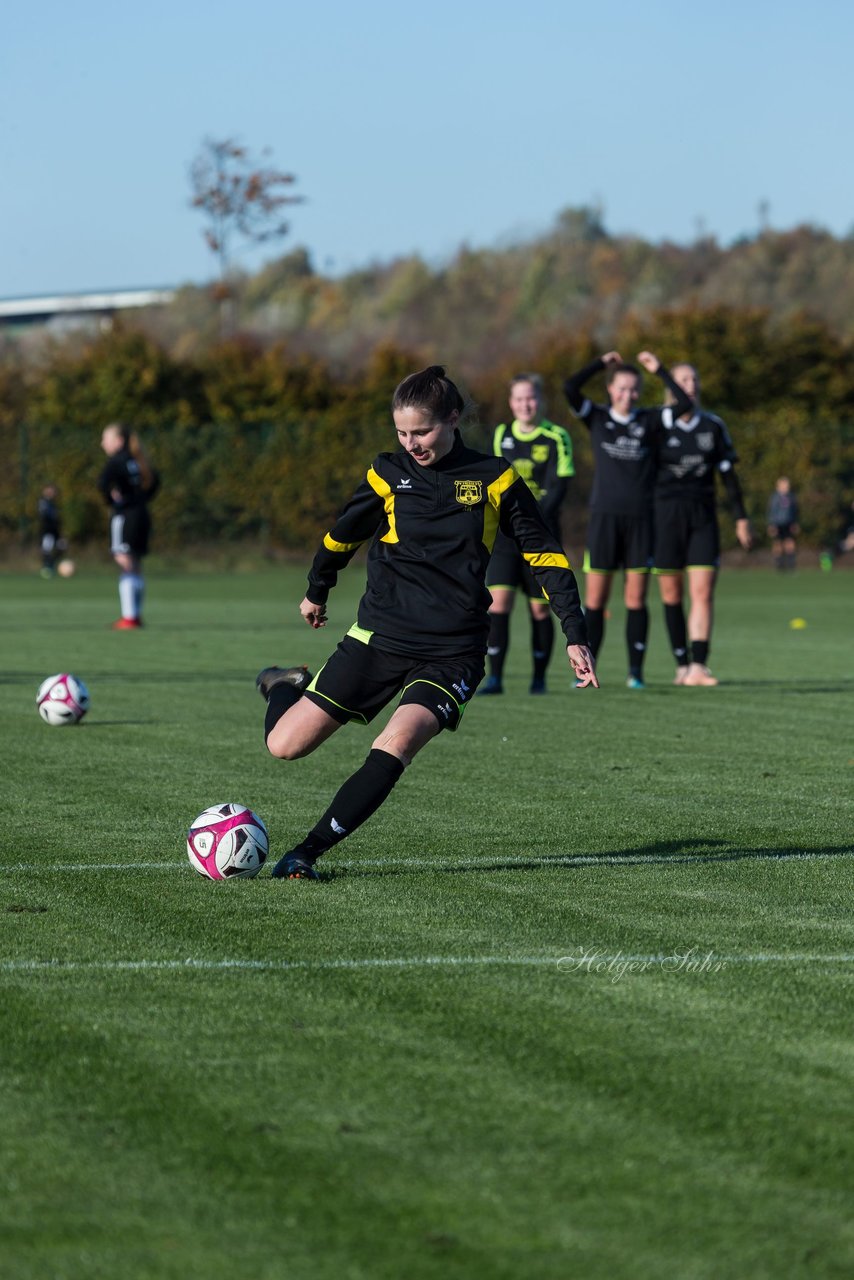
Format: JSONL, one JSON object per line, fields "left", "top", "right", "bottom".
{"left": 1, "top": 954, "right": 854, "bottom": 975}
{"left": 0, "top": 849, "right": 849, "bottom": 875}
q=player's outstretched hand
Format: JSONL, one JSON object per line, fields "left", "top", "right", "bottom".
{"left": 567, "top": 644, "right": 599, "bottom": 688}
{"left": 735, "top": 518, "right": 754, "bottom": 550}
{"left": 636, "top": 350, "right": 661, "bottom": 374}
{"left": 300, "top": 597, "right": 327, "bottom": 629}
{"left": 600, "top": 350, "right": 622, "bottom": 366}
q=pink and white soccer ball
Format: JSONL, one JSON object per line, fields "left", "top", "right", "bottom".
{"left": 187, "top": 804, "right": 269, "bottom": 879}
{"left": 36, "top": 673, "right": 90, "bottom": 725}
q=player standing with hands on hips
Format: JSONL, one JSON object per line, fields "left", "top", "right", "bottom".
{"left": 98, "top": 423, "right": 159, "bottom": 629}
{"left": 564, "top": 351, "right": 693, "bottom": 688}
{"left": 480, "top": 373, "right": 575, "bottom": 695}
{"left": 256, "top": 366, "right": 597, "bottom": 880}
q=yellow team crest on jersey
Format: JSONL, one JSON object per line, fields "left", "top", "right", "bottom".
{"left": 531, "top": 444, "right": 550, "bottom": 463}
{"left": 455, "top": 479, "right": 483, "bottom": 506}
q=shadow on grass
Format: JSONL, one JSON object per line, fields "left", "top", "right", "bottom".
{"left": 0, "top": 670, "right": 253, "bottom": 685}
{"left": 82, "top": 720, "right": 156, "bottom": 727}
{"left": 324, "top": 839, "right": 854, "bottom": 880}
{"left": 636, "top": 680, "right": 854, "bottom": 696}
{"left": 713, "top": 679, "right": 854, "bottom": 693}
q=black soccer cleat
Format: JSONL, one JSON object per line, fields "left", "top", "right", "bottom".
{"left": 477, "top": 675, "right": 504, "bottom": 696}
{"left": 270, "top": 851, "right": 320, "bottom": 881}
{"left": 529, "top": 677, "right": 547, "bottom": 695}
{"left": 255, "top": 665, "right": 313, "bottom": 701}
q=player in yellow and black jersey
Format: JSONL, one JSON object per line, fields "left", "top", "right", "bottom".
{"left": 255, "top": 366, "right": 597, "bottom": 880}
{"left": 480, "top": 374, "right": 575, "bottom": 695}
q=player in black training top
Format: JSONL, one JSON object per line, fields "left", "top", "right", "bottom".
{"left": 766, "top": 476, "right": 799, "bottom": 572}
{"left": 37, "top": 484, "right": 66, "bottom": 577}
{"left": 255, "top": 365, "right": 597, "bottom": 880}
{"left": 98, "top": 423, "right": 160, "bottom": 629}
{"left": 654, "top": 363, "right": 753, "bottom": 686}
{"left": 564, "top": 350, "right": 693, "bottom": 688}
{"left": 480, "top": 373, "right": 575, "bottom": 695}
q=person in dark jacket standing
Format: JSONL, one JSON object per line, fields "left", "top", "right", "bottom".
{"left": 98, "top": 423, "right": 159, "bottom": 629}
{"left": 767, "top": 477, "right": 799, "bottom": 572}
{"left": 37, "top": 484, "right": 66, "bottom": 577}
{"left": 255, "top": 366, "right": 597, "bottom": 880}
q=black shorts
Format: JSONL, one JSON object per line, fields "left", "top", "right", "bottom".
{"left": 584, "top": 510, "right": 653, "bottom": 574}
{"left": 110, "top": 507, "right": 151, "bottom": 557}
{"left": 486, "top": 531, "right": 546, "bottom": 601}
{"left": 304, "top": 632, "right": 485, "bottom": 732}
{"left": 653, "top": 499, "right": 719, "bottom": 572}
{"left": 771, "top": 523, "right": 796, "bottom": 541}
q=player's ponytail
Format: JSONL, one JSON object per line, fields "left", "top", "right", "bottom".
{"left": 392, "top": 365, "right": 469, "bottom": 424}
{"left": 107, "top": 422, "right": 155, "bottom": 492}
{"left": 127, "top": 431, "right": 154, "bottom": 493}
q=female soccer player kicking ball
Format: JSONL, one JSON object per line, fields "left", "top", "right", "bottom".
{"left": 256, "top": 366, "right": 597, "bottom": 880}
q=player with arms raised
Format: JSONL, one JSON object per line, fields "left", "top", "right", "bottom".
{"left": 654, "top": 362, "right": 753, "bottom": 686}
{"left": 564, "top": 351, "right": 693, "bottom": 688}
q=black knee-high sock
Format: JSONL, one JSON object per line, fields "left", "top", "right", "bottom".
{"left": 664, "top": 603, "right": 689, "bottom": 666}
{"left": 584, "top": 607, "right": 604, "bottom": 657}
{"left": 486, "top": 612, "right": 510, "bottom": 679}
{"left": 264, "top": 683, "right": 304, "bottom": 742}
{"left": 626, "top": 607, "right": 649, "bottom": 678}
{"left": 530, "top": 614, "right": 554, "bottom": 681}
{"left": 304, "top": 748, "right": 405, "bottom": 856}
{"left": 692, "top": 639, "right": 709, "bottom": 666}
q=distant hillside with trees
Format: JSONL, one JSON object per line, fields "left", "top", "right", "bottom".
{"left": 2, "top": 209, "right": 853, "bottom": 556}
{"left": 150, "top": 207, "right": 854, "bottom": 369}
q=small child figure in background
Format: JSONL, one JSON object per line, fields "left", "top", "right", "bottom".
{"left": 767, "top": 477, "right": 799, "bottom": 571}
{"left": 37, "top": 485, "right": 67, "bottom": 578}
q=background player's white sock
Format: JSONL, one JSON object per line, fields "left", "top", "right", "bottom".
{"left": 118, "top": 573, "right": 135, "bottom": 619}
{"left": 131, "top": 574, "right": 145, "bottom": 619}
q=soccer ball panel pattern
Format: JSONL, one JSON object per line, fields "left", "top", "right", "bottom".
{"left": 187, "top": 804, "right": 269, "bottom": 879}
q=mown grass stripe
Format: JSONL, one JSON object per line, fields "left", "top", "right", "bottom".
{"left": 0, "top": 848, "right": 849, "bottom": 874}
{"left": 1, "top": 953, "right": 853, "bottom": 974}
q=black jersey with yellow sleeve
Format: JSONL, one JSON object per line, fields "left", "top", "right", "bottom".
{"left": 492, "top": 418, "right": 574, "bottom": 536}
{"left": 305, "top": 432, "right": 587, "bottom": 657}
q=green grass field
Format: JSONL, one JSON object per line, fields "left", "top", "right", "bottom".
{"left": 1, "top": 565, "right": 852, "bottom": 1279}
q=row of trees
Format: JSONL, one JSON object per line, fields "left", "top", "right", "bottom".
{"left": 2, "top": 305, "right": 852, "bottom": 556}
{"left": 129, "top": 212, "right": 854, "bottom": 371}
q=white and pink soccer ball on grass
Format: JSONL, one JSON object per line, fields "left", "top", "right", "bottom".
{"left": 36, "top": 673, "right": 90, "bottom": 725}
{"left": 187, "top": 804, "right": 269, "bottom": 879}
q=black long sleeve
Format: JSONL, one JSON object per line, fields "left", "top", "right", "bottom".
{"left": 563, "top": 359, "right": 606, "bottom": 415}
{"left": 657, "top": 367, "right": 694, "bottom": 419}
{"left": 719, "top": 466, "right": 747, "bottom": 522}
{"left": 538, "top": 476, "right": 568, "bottom": 532}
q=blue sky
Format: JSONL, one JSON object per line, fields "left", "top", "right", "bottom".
{"left": 2, "top": 0, "right": 852, "bottom": 297}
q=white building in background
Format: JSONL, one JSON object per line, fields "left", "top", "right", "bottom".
{"left": 0, "top": 287, "right": 175, "bottom": 334}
